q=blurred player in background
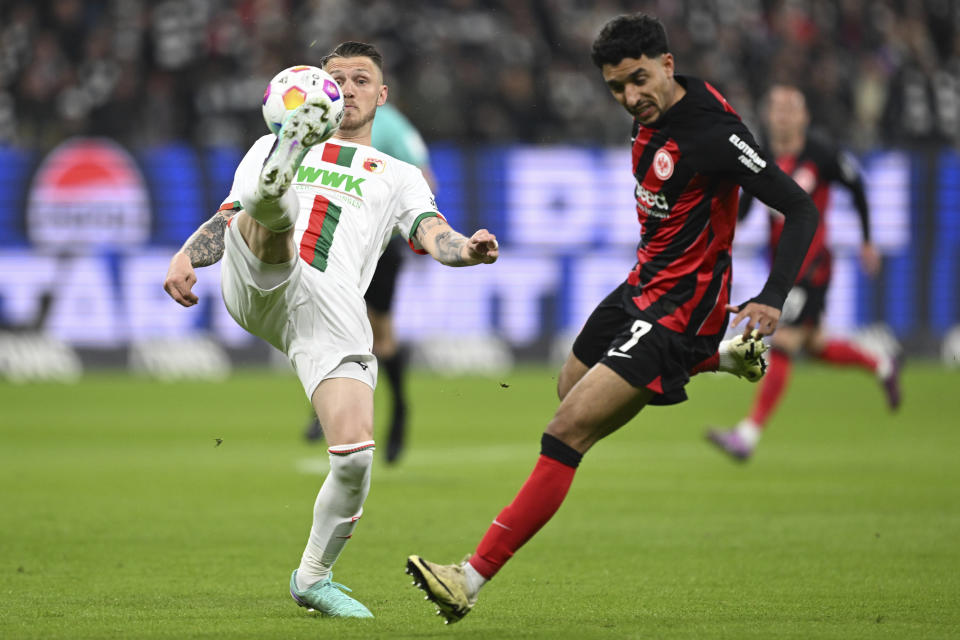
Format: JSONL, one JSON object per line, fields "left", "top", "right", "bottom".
{"left": 304, "top": 102, "right": 438, "bottom": 464}
{"left": 405, "top": 14, "right": 819, "bottom": 624}
{"left": 163, "top": 42, "right": 498, "bottom": 618}
{"left": 706, "top": 84, "right": 902, "bottom": 462}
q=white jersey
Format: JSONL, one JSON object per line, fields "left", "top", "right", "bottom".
{"left": 224, "top": 134, "right": 440, "bottom": 296}
{"left": 219, "top": 134, "right": 441, "bottom": 398}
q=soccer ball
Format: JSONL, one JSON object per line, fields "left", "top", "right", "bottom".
{"left": 261, "top": 65, "right": 344, "bottom": 137}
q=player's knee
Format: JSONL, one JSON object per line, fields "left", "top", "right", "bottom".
{"left": 544, "top": 411, "right": 590, "bottom": 453}
{"left": 329, "top": 446, "right": 374, "bottom": 484}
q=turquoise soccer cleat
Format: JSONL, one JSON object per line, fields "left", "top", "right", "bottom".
{"left": 289, "top": 570, "right": 373, "bottom": 618}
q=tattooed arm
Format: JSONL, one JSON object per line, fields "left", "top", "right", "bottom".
{"left": 163, "top": 208, "right": 238, "bottom": 307}
{"left": 414, "top": 215, "right": 499, "bottom": 267}
{"left": 181, "top": 209, "right": 236, "bottom": 267}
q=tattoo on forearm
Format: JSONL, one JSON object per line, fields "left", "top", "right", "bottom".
{"left": 434, "top": 230, "right": 468, "bottom": 266}
{"left": 415, "top": 216, "right": 469, "bottom": 266}
{"left": 414, "top": 216, "right": 443, "bottom": 245}
{"left": 181, "top": 211, "right": 235, "bottom": 267}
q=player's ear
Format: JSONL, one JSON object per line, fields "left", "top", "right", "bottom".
{"left": 378, "top": 84, "right": 388, "bottom": 107}
{"left": 661, "top": 53, "right": 675, "bottom": 78}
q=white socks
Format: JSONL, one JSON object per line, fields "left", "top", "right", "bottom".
{"left": 735, "top": 419, "right": 762, "bottom": 447}
{"left": 875, "top": 354, "right": 893, "bottom": 380}
{"left": 463, "top": 561, "right": 487, "bottom": 598}
{"left": 717, "top": 340, "right": 738, "bottom": 373}
{"left": 240, "top": 180, "right": 299, "bottom": 232}
{"left": 296, "top": 442, "right": 375, "bottom": 591}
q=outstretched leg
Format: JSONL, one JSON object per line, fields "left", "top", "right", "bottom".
{"left": 408, "top": 363, "right": 653, "bottom": 623}
{"left": 238, "top": 93, "right": 337, "bottom": 264}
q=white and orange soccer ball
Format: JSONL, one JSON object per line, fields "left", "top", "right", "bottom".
{"left": 261, "top": 65, "right": 344, "bottom": 137}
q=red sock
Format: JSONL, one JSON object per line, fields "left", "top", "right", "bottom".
{"left": 748, "top": 348, "right": 791, "bottom": 428}
{"left": 816, "top": 339, "right": 878, "bottom": 372}
{"left": 690, "top": 353, "right": 719, "bottom": 375}
{"left": 469, "top": 450, "right": 578, "bottom": 579}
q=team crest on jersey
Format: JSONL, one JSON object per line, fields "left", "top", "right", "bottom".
{"left": 363, "top": 157, "right": 386, "bottom": 173}
{"left": 653, "top": 148, "right": 674, "bottom": 180}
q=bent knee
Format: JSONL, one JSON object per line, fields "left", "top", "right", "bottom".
{"left": 544, "top": 412, "right": 591, "bottom": 453}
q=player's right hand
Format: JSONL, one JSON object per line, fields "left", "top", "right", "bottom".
{"left": 726, "top": 301, "right": 780, "bottom": 337}
{"left": 163, "top": 252, "right": 199, "bottom": 307}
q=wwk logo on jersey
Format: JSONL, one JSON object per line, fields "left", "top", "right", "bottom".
{"left": 296, "top": 165, "right": 365, "bottom": 196}
{"left": 653, "top": 148, "right": 675, "bottom": 180}
{"left": 635, "top": 179, "right": 670, "bottom": 218}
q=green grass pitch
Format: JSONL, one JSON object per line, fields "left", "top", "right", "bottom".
{"left": 2, "top": 362, "right": 958, "bottom": 639}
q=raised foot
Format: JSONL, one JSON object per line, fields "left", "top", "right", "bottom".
{"left": 720, "top": 330, "right": 768, "bottom": 382}
{"left": 258, "top": 96, "right": 335, "bottom": 199}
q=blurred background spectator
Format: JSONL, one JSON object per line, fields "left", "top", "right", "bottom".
{"left": 3, "top": 0, "right": 960, "bottom": 151}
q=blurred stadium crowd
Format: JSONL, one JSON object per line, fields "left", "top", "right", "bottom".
{"left": 2, "top": 0, "right": 960, "bottom": 150}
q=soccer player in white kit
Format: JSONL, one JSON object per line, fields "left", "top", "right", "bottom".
{"left": 163, "top": 42, "right": 499, "bottom": 618}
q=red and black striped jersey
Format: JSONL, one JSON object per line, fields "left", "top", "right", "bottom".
{"left": 763, "top": 135, "right": 870, "bottom": 287}
{"left": 624, "top": 75, "right": 783, "bottom": 336}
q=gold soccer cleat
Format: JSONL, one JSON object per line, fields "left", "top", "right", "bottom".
{"left": 406, "top": 555, "right": 477, "bottom": 624}
{"left": 719, "top": 330, "right": 768, "bottom": 382}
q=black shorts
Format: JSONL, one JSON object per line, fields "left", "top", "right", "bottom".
{"left": 780, "top": 281, "right": 828, "bottom": 328}
{"left": 364, "top": 236, "right": 406, "bottom": 314}
{"left": 571, "top": 283, "right": 725, "bottom": 406}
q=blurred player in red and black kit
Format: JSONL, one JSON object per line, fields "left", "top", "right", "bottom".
{"left": 405, "top": 14, "right": 820, "bottom": 624}
{"left": 706, "top": 84, "right": 902, "bottom": 462}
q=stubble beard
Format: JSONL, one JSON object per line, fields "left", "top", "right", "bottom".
{"left": 339, "top": 104, "right": 377, "bottom": 136}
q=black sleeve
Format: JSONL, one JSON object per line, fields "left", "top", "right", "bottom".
{"left": 697, "top": 119, "right": 819, "bottom": 310}
{"left": 829, "top": 149, "right": 871, "bottom": 243}
{"left": 738, "top": 166, "right": 819, "bottom": 309}
{"left": 737, "top": 188, "right": 755, "bottom": 221}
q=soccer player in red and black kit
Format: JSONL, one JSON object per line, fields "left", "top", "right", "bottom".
{"left": 706, "top": 84, "right": 902, "bottom": 462}
{"left": 405, "top": 14, "right": 819, "bottom": 624}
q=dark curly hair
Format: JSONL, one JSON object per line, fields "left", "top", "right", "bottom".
{"left": 590, "top": 14, "right": 669, "bottom": 69}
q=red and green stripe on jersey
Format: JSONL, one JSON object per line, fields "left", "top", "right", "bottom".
{"left": 299, "top": 194, "right": 341, "bottom": 271}
{"left": 218, "top": 200, "right": 242, "bottom": 213}
{"left": 321, "top": 143, "right": 356, "bottom": 168}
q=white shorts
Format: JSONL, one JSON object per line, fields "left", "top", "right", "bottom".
{"left": 220, "top": 218, "right": 377, "bottom": 398}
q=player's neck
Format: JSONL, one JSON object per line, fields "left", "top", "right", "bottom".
{"left": 333, "top": 127, "right": 372, "bottom": 146}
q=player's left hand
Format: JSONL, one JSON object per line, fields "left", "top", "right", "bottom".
{"left": 466, "top": 229, "right": 499, "bottom": 264}
{"left": 726, "top": 301, "right": 780, "bottom": 337}
{"left": 860, "top": 243, "right": 881, "bottom": 277}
